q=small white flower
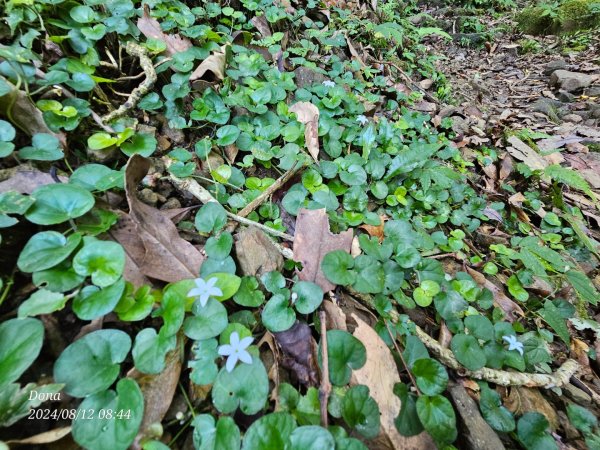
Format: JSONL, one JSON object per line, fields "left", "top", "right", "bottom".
{"left": 290, "top": 292, "right": 298, "bottom": 305}
{"left": 502, "top": 335, "right": 524, "bottom": 356}
{"left": 322, "top": 80, "right": 335, "bottom": 88}
{"left": 218, "top": 331, "right": 253, "bottom": 372}
{"left": 187, "top": 277, "right": 223, "bottom": 308}
{"left": 356, "top": 115, "right": 368, "bottom": 126}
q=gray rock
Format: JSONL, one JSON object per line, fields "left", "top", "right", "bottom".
{"left": 557, "top": 89, "right": 575, "bottom": 103}
{"left": 586, "top": 86, "right": 600, "bottom": 96}
{"left": 550, "top": 70, "right": 597, "bottom": 92}
{"left": 562, "top": 113, "right": 583, "bottom": 123}
{"left": 543, "top": 59, "right": 568, "bottom": 75}
{"left": 532, "top": 98, "right": 562, "bottom": 117}
{"left": 294, "top": 66, "right": 326, "bottom": 88}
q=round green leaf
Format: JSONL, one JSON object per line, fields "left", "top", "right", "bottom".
{"left": 321, "top": 250, "right": 356, "bottom": 286}
{"left": 0, "top": 119, "right": 16, "bottom": 141}
{"left": 262, "top": 294, "right": 296, "bottom": 332}
{"left": 184, "top": 298, "right": 229, "bottom": 340}
{"left": 73, "top": 238, "right": 125, "bottom": 287}
{"left": 292, "top": 281, "right": 323, "bottom": 314}
{"left": 17, "top": 231, "right": 82, "bottom": 273}
{"left": 0, "top": 318, "right": 44, "bottom": 385}
{"left": 416, "top": 394, "right": 457, "bottom": 445}
{"left": 88, "top": 132, "right": 118, "bottom": 150}
{"left": 195, "top": 202, "right": 228, "bottom": 234}
{"left": 286, "top": 426, "right": 335, "bottom": 450}
{"left": 233, "top": 276, "right": 265, "bottom": 307}
{"left": 209, "top": 272, "right": 242, "bottom": 301}
{"left": 517, "top": 412, "right": 557, "bottom": 450}
{"left": 132, "top": 328, "right": 177, "bottom": 374}
{"left": 26, "top": 184, "right": 94, "bottom": 225}
{"left": 242, "top": 412, "right": 297, "bottom": 450}
{"left": 464, "top": 315, "right": 494, "bottom": 342}
{"left": 450, "top": 334, "right": 487, "bottom": 371}
{"left": 324, "top": 330, "right": 366, "bottom": 386}
{"left": 18, "top": 289, "right": 67, "bottom": 318}
{"left": 192, "top": 414, "right": 241, "bottom": 450}
{"left": 32, "top": 262, "right": 85, "bottom": 293}
{"left": 72, "top": 378, "right": 144, "bottom": 450}
{"left": 413, "top": 287, "right": 433, "bottom": 307}
{"left": 54, "top": 329, "right": 131, "bottom": 397}
{"left": 479, "top": 384, "right": 515, "bottom": 432}
{"left": 412, "top": 358, "right": 448, "bottom": 395}
{"left": 216, "top": 125, "right": 241, "bottom": 146}
{"left": 121, "top": 133, "right": 157, "bottom": 157}
{"left": 212, "top": 357, "right": 269, "bottom": 415}
{"left": 70, "top": 5, "right": 96, "bottom": 23}
{"left": 341, "top": 385, "right": 380, "bottom": 439}
{"left": 72, "top": 278, "right": 126, "bottom": 320}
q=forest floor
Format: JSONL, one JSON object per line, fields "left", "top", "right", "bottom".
{"left": 0, "top": 1, "right": 600, "bottom": 450}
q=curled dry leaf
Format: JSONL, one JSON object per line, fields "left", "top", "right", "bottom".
{"left": 273, "top": 321, "right": 319, "bottom": 386}
{"left": 137, "top": 5, "right": 192, "bottom": 57}
{"left": 293, "top": 208, "right": 353, "bottom": 292}
{"left": 466, "top": 266, "right": 525, "bottom": 322}
{"left": 109, "top": 155, "right": 204, "bottom": 283}
{"left": 289, "top": 102, "right": 320, "bottom": 163}
{"left": 359, "top": 215, "right": 386, "bottom": 243}
{"left": 505, "top": 136, "right": 548, "bottom": 172}
{"left": 349, "top": 313, "right": 436, "bottom": 449}
{"left": 130, "top": 337, "right": 183, "bottom": 449}
{"left": 0, "top": 76, "right": 66, "bottom": 147}
{"left": 189, "top": 46, "right": 229, "bottom": 82}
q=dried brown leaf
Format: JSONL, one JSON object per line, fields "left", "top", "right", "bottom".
{"left": 0, "top": 166, "right": 67, "bottom": 194}
{"left": 350, "top": 314, "right": 436, "bottom": 449}
{"left": 466, "top": 267, "right": 525, "bottom": 322}
{"left": 6, "top": 427, "right": 71, "bottom": 445}
{"left": 0, "top": 76, "right": 66, "bottom": 146}
{"left": 273, "top": 321, "right": 318, "bottom": 386}
{"left": 289, "top": 102, "right": 320, "bottom": 163}
{"left": 359, "top": 215, "right": 386, "bottom": 242}
{"left": 234, "top": 226, "right": 284, "bottom": 277}
{"left": 293, "top": 208, "right": 353, "bottom": 292}
{"left": 189, "top": 46, "right": 228, "bottom": 82}
{"left": 505, "top": 387, "right": 559, "bottom": 430}
{"left": 137, "top": 6, "right": 192, "bottom": 57}
{"left": 130, "top": 337, "right": 183, "bottom": 449}
{"left": 111, "top": 155, "right": 204, "bottom": 283}
{"left": 505, "top": 136, "right": 548, "bottom": 171}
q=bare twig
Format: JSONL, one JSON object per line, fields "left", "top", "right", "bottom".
{"left": 384, "top": 320, "right": 421, "bottom": 395}
{"left": 102, "top": 42, "right": 157, "bottom": 123}
{"left": 348, "top": 288, "right": 580, "bottom": 388}
{"left": 318, "top": 310, "right": 331, "bottom": 427}
{"left": 165, "top": 159, "right": 294, "bottom": 241}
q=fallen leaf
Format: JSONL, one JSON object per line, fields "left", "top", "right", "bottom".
{"left": 234, "top": 226, "right": 284, "bottom": 277}
{"left": 505, "top": 136, "right": 548, "bottom": 171}
{"left": 137, "top": 5, "right": 192, "bottom": 57}
{"left": 273, "top": 321, "right": 318, "bottom": 386}
{"left": 350, "top": 313, "right": 436, "bottom": 449}
{"left": 499, "top": 154, "right": 513, "bottom": 182}
{"left": 359, "top": 215, "right": 386, "bottom": 242}
{"left": 537, "top": 135, "right": 584, "bottom": 152}
{"left": 189, "top": 46, "right": 228, "bottom": 82}
{"left": 289, "top": 102, "right": 320, "bottom": 163}
{"left": 466, "top": 267, "right": 525, "bottom": 322}
{"left": 110, "top": 155, "right": 204, "bottom": 283}
{"left": 6, "top": 427, "right": 71, "bottom": 445}
{"left": 0, "top": 166, "right": 67, "bottom": 194}
{"left": 130, "top": 336, "right": 183, "bottom": 449}
{"left": 251, "top": 16, "right": 272, "bottom": 38}
{"left": 345, "top": 34, "right": 366, "bottom": 67}
{"left": 505, "top": 387, "right": 559, "bottom": 430}
{"left": 0, "top": 76, "right": 65, "bottom": 146}
{"left": 293, "top": 208, "right": 353, "bottom": 292}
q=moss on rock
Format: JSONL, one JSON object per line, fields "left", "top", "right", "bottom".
{"left": 517, "top": 0, "right": 600, "bottom": 35}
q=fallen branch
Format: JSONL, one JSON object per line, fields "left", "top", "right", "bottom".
{"left": 318, "top": 310, "right": 331, "bottom": 427}
{"left": 102, "top": 42, "right": 156, "bottom": 124}
{"left": 165, "top": 161, "right": 294, "bottom": 241}
{"left": 348, "top": 287, "right": 580, "bottom": 388}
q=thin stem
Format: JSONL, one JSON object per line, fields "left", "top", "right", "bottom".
{"left": 384, "top": 319, "right": 421, "bottom": 396}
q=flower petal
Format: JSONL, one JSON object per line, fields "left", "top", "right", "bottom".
{"left": 209, "top": 286, "right": 223, "bottom": 298}
{"left": 229, "top": 331, "right": 240, "bottom": 347}
{"left": 238, "top": 336, "right": 254, "bottom": 349}
{"left": 237, "top": 350, "right": 252, "bottom": 365}
{"left": 225, "top": 355, "right": 237, "bottom": 372}
{"left": 218, "top": 344, "right": 234, "bottom": 356}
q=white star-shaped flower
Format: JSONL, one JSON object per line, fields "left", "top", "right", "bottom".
{"left": 322, "top": 80, "right": 335, "bottom": 87}
{"left": 356, "top": 115, "right": 368, "bottom": 126}
{"left": 218, "top": 331, "right": 253, "bottom": 372}
{"left": 187, "top": 277, "right": 223, "bottom": 308}
{"left": 502, "top": 335, "right": 524, "bottom": 356}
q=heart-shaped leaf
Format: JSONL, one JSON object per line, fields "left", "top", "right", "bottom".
{"left": 17, "top": 231, "right": 82, "bottom": 273}
{"left": 242, "top": 412, "right": 297, "bottom": 450}
{"left": 262, "top": 294, "right": 295, "bottom": 332}
{"left": 73, "top": 237, "right": 125, "bottom": 287}
{"left": 0, "top": 318, "right": 44, "bottom": 385}
{"left": 192, "top": 414, "right": 241, "bottom": 450}
{"left": 72, "top": 278, "right": 126, "bottom": 320}
{"left": 54, "top": 329, "right": 131, "bottom": 397}
{"left": 287, "top": 426, "right": 336, "bottom": 450}
{"left": 341, "top": 385, "right": 380, "bottom": 439}
{"left": 291, "top": 281, "right": 323, "bottom": 314}
{"left": 132, "top": 328, "right": 177, "bottom": 374}
{"left": 184, "top": 298, "right": 228, "bottom": 340}
{"left": 72, "top": 378, "right": 144, "bottom": 450}
{"left": 323, "top": 330, "right": 366, "bottom": 386}
{"left": 412, "top": 358, "right": 448, "bottom": 396}
{"left": 25, "top": 183, "right": 95, "bottom": 225}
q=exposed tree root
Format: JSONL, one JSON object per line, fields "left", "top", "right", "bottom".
{"left": 102, "top": 42, "right": 156, "bottom": 124}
